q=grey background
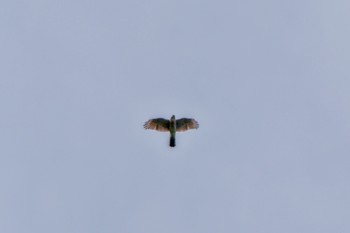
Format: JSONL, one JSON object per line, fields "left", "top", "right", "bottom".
{"left": 1, "top": 0, "right": 350, "bottom": 232}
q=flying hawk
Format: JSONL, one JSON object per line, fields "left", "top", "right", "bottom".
{"left": 144, "top": 115, "right": 199, "bottom": 147}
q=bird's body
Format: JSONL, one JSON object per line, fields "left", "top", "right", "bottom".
{"left": 169, "top": 115, "right": 176, "bottom": 147}
{"left": 144, "top": 115, "right": 199, "bottom": 147}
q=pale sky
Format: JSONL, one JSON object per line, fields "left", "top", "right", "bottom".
{"left": 1, "top": 0, "right": 350, "bottom": 232}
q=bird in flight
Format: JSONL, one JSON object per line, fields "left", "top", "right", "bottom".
{"left": 144, "top": 115, "right": 199, "bottom": 147}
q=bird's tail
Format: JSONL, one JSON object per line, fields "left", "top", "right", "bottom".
{"left": 169, "top": 135, "right": 175, "bottom": 147}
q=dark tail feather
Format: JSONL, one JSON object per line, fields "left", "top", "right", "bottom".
{"left": 169, "top": 135, "right": 175, "bottom": 147}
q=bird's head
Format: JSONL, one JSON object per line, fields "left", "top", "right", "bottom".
{"left": 171, "top": 115, "right": 175, "bottom": 120}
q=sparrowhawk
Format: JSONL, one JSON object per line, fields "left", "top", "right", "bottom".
{"left": 144, "top": 115, "right": 199, "bottom": 147}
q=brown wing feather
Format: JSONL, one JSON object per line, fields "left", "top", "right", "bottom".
{"left": 176, "top": 118, "right": 199, "bottom": 132}
{"left": 144, "top": 118, "right": 170, "bottom": 132}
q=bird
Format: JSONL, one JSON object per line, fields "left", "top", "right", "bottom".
{"left": 144, "top": 115, "right": 199, "bottom": 147}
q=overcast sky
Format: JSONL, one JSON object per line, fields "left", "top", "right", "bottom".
{"left": 1, "top": 0, "right": 350, "bottom": 233}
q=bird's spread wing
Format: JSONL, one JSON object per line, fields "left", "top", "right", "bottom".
{"left": 144, "top": 118, "right": 170, "bottom": 132}
{"left": 176, "top": 118, "right": 199, "bottom": 132}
